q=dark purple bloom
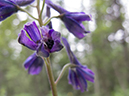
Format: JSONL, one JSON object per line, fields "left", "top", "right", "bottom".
{"left": 24, "top": 53, "right": 44, "bottom": 75}
{"left": 45, "top": 0, "right": 91, "bottom": 39}
{"left": 0, "top": 0, "right": 34, "bottom": 21}
{"left": 62, "top": 37, "right": 94, "bottom": 92}
{"left": 18, "top": 21, "right": 63, "bottom": 57}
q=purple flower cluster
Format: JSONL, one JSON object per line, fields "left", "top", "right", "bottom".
{"left": 0, "top": 0, "right": 94, "bottom": 92}
{"left": 18, "top": 21, "right": 63, "bottom": 75}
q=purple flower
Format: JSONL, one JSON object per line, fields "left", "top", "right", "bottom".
{"left": 0, "top": 0, "right": 34, "bottom": 21}
{"left": 18, "top": 21, "right": 63, "bottom": 57}
{"left": 45, "top": 0, "right": 91, "bottom": 39}
{"left": 24, "top": 53, "right": 44, "bottom": 75}
{"left": 62, "top": 37, "right": 94, "bottom": 92}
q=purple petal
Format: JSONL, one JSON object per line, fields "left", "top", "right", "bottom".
{"left": 61, "top": 15, "right": 86, "bottom": 39}
{"left": 48, "top": 29, "right": 54, "bottom": 36}
{"left": 62, "top": 37, "right": 81, "bottom": 65}
{"left": 24, "top": 21, "right": 41, "bottom": 43}
{"left": 24, "top": 53, "right": 37, "bottom": 69}
{"left": 18, "top": 30, "right": 38, "bottom": 50}
{"left": 28, "top": 56, "right": 44, "bottom": 75}
{"left": 0, "top": 0, "right": 18, "bottom": 21}
{"left": 14, "top": 0, "right": 35, "bottom": 6}
{"left": 51, "top": 31, "right": 61, "bottom": 41}
{"left": 66, "top": 12, "right": 92, "bottom": 22}
{"left": 40, "top": 26, "right": 50, "bottom": 37}
{"left": 77, "top": 67, "right": 94, "bottom": 83}
{"left": 0, "top": 6, "right": 18, "bottom": 21}
{"left": 68, "top": 69, "right": 72, "bottom": 84}
{"left": 36, "top": 43, "right": 49, "bottom": 57}
{"left": 76, "top": 69, "right": 88, "bottom": 92}
{"left": 81, "top": 65, "right": 95, "bottom": 75}
{"left": 0, "top": 0, "right": 14, "bottom": 6}
{"left": 40, "top": 26, "right": 51, "bottom": 41}
{"left": 50, "top": 40, "right": 63, "bottom": 53}
{"left": 68, "top": 69, "right": 79, "bottom": 90}
{"left": 45, "top": 0, "right": 68, "bottom": 14}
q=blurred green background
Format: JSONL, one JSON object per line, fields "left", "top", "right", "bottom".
{"left": 0, "top": 0, "right": 129, "bottom": 96}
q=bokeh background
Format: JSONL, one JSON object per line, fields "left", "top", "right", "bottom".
{"left": 0, "top": 0, "right": 129, "bottom": 96}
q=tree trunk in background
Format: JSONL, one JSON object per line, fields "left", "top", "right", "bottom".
{"left": 92, "top": 64, "right": 101, "bottom": 96}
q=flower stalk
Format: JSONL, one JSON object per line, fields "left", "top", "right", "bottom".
{"left": 36, "top": 0, "right": 43, "bottom": 26}
{"left": 18, "top": 6, "right": 38, "bottom": 20}
{"left": 36, "top": 1, "right": 58, "bottom": 95}
{"left": 39, "top": 0, "right": 46, "bottom": 18}
{"left": 43, "top": 15, "right": 59, "bottom": 26}
{"left": 55, "top": 63, "right": 76, "bottom": 85}
{"left": 44, "top": 57, "right": 58, "bottom": 96}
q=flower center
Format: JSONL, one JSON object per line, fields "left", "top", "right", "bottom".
{"left": 46, "top": 39, "right": 54, "bottom": 49}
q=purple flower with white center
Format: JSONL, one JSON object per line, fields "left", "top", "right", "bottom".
{"left": 45, "top": 0, "right": 91, "bottom": 39}
{"left": 24, "top": 53, "right": 44, "bottom": 75}
{"left": 62, "top": 37, "right": 94, "bottom": 92}
{"left": 0, "top": 0, "right": 34, "bottom": 21}
{"left": 18, "top": 21, "right": 63, "bottom": 57}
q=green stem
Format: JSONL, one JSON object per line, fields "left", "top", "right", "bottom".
{"left": 18, "top": 7, "right": 38, "bottom": 20}
{"left": 43, "top": 16, "right": 59, "bottom": 26}
{"left": 39, "top": 0, "right": 46, "bottom": 18}
{"left": 55, "top": 63, "right": 76, "bottom": 85}
{"left": 36, "top": 0, "right": 40, "bottom": 14}
{"left": 44, "top": 57, "right": 58, "bottom": 96}
{"left": 36, "top": 0, "right": 43, "bottom": 26}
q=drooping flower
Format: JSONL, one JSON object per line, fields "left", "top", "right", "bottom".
{"left": 45, "top": 0, "right": 91, "bottom": 39}
{"left": 24, "top": 53, "right": 44, "bottom": 75}
{"left": 62, "top": 37, "right": 94, "bottom": 92}
{"left": 0, "top": 0, "right": 34, "bottom": 21}
{"left": 18, "top": 21, "right": 63, "bottom": 57}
